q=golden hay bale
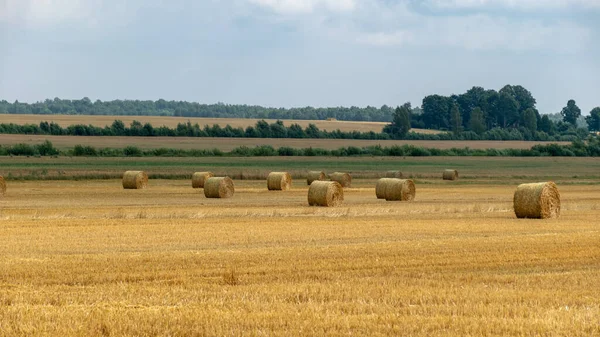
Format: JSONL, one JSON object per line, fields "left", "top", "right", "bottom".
{"left": 192, "top": 172, "right": 214, "bottom": 188}
{"left": 204, "top": 177, "right": 235, "bottom": 198}
{"left": 443, "top": 169, "right": 459, "bottom": 180}
{"left": 375, "top": 178, "right": 395, "bottom": 199}
{"left": 306, "top": 171, "right": 327, "bottom": 185}
{"left": 308, "top": 181, "right": 344, "bottom": 207}
{"left": 267, "top": 172, "right": 292, "bottom": 191}
{"left": 385, "top": 171, "right": 403, "bottom": 178}
{"left": 122, "top": 171, "right": 148, "bottom": 189}
{"left": 513, "top": 182, "right": 560, "bottom": 219}
{"left": 0, "top": 176, "right": 5, "bottom": 196}
{"left": 384, "top": 179, "right": 416, "bottom": 201}
{"left": 329, "top": 172, "right": 352, "bottom": 188}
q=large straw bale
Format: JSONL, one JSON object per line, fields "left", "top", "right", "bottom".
{"left": 513, "top": 182, "right": 560, "bottom": 219}
{"left": 385, "top": 171, "right": 403, "bottom": 178}
{"left": 192, "top": 172, "right": 214, "bottom": 188}
{"left": 375, "top": 178, "right": 395, "bottom": 199}
{"left": 306, "top": 171, "right": 327, "bottom": 185}
{"left": 329, "top": 172, "right": 352, "bottom": 188}
{"left": 384, "top": 179, "right": 416, "bottom": 201}
{"left": 0, "top": 176, "right": 5, "bottom": 196}
{"left": 442, "top": 169, "right": 459, "bottom": 180}
{"left": 308, "top": 181, "right": 344, "bottom": 207}
{"left": 204, "top": 177, "right": 235, "bottom": 198}
{"left": 267, "top": 172, "right": 292, "bottom": 191}
{"left": 122, "top": 171, "right": 148, "bottom": 189}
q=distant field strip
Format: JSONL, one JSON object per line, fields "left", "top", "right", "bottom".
{"left": 1, "top": 156, "right": 598, "bottom": 182}
{"left": 0, "top": 134, "right": 569, "bottom": 150}
{"left": 0, "top": 114, "right": 443, "bottom": 134}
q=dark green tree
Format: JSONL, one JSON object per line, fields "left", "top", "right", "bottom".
{"left": 521, "top": 108, "right": 538, "bottom": 133}
{"left": 539, "top": 115, "right": 554, "bottom": 134}
{"left": 383, "top": 103, "right": 411, "bottom": 138}
{"left": 469, "top": 107, "right": 486, "bottom": 134}
{"left": 585, "top": 107, "right": 600, "bottom": 132}
{"left": 421, "top": 95, "right": 452, "bottom": 130}
{"left": 450, "top": 103, "right": 462, "bottom": 135}
{"left": 561, "top": 99, "right": 581, "bottom": 126}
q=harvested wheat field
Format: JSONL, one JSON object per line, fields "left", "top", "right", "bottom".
{"left": 0, "top": 179, "right": 599, "bottom": 336}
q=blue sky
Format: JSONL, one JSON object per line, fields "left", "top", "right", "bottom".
{"left": 1, "top": 0, "right": 598, "bottom": 114}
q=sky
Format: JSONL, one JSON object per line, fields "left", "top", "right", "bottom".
{"left": 1, "top": 0, "right": 599, "bottom": 114}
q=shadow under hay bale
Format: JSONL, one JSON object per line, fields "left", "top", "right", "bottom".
{"left": 443, "top": 169, "right": 459, "bottom": 181}
{"left": 384, "top": 179, "right": 416, "bottom": 201}
{"left": 267, "top": 172, "right": 292, "bottom": 191}
{"left": 329, "top": 172, "right": 352, "bottom": 188}
{"left": 308, "top": 181, "right": 344, "bottom": 207}
{"left": 513, "top": 182, "right": 560, "bottom": 219}
{"left": 204, "top": 177, "right": 235, "bottom": 198}
{"left": 192, "top": 172, "right": 214, "bottom": 188}
{"left": 306, "top": 171, "right": 327, "bottom": 185}
{"left": 385, "top": 171, "right": 403, "bottom": 178}
{"left": 0, "top": 176, "right": 5, "bottom": 196}
{"left": 122, "top": 171, "right": 148, "bottom": 189}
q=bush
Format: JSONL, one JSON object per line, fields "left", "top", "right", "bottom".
{"left": 9, "top": 143, "right": 36, "bottom": 156}
{"left": 123, "top": 146, "right": 142, "bottom": 157}
{"left": 73, "top": 144, "right": 98, "bottom": 156}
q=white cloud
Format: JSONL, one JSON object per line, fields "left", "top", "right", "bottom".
{"left": 0, "top": 0, "right": 94, "bottom": 25}
{"left": 246, "top": 0, "right": 592, "bottom": 52}
{"left": 425, "top": 0, "right": 600, "bottom": 10}
{"left": 248, "top": 0, "right": 356, "bottom": 14}
{"left": 355, "top": 31, "right": 413, "bottom": 47}
{"left": 0, "top": 0, "right": 141, "bottom": 28}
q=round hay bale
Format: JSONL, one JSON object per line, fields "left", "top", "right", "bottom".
{"left": 443, "top": 169, "right": 459, "bottom": 181}
{"left": 306, "top": 171, "right": 327, "bottom": 185}
{"left": 122, "top": 171, "right": 148, "bottom": 189}
{"left": 267, "top": 172, "right": 292, "bottom": 191}
{"left": 0, "top": 176, "right": 6, "bottom": 196}
{"left": 204, "top": 177, "right": 235, "bottom": 198}
{"left": 384, "top": 179, "right": 416, "bottom": 201}
{"left": 385, "top": 171, "right": 403, "bottom": 178}
{"left": 308, "top": 181, "right": 344, "bottom": 207}
{"left": 513, "top": 182, "right": 560, "bottom": 219}
{"left": 329, "top": 172, "right": 352, "bottom": 188}
{"left": 192, "top": 171, "right": 214, "bottom": 188}
{"left": 375, "top": 178, "right": 395, "bottom": 199}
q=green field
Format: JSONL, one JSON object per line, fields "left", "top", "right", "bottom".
{"left": 1, "top": 156, "right": 599, "bottom": 184}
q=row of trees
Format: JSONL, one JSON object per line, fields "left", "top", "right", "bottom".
{"left": 384, "top": 87, "right": 599, "bottom": 139}
{"left": 0, "top": 118, "right": 590, "bottom": 141}
{"left": 413, "top": 85, "right": 596, "bottom": 133}
{"left": 3, "top": 138, "right": 600, "bottom": 158}
{"left": 0, "top": 98, "right": 398, "bottom": 122}
{"left": 0, "top": 120, "right": 388, "bottom": 140}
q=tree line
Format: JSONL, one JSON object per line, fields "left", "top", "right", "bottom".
{"left": 0, "top": 118, "right": 590, "bottom": 141}
{"left": 2, "top": 138, "right": 600, "bottom": 158}
{"left": 385, "top": 86, "right": 599, "bottom": 140}
{"left": 0, "top": 120, "right": 388, "bottom": 140}
{"left": 0, "top": 98, "right": 398, "bottom": 122}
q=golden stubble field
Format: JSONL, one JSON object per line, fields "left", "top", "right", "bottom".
{"left": 1, "top": 179, "right": 599, "bottom": 336}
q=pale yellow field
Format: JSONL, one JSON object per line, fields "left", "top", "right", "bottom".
{"left": 1, "top": 179, "right": 599, "bottom": 336}
{"left": 0, "top": 114, "right": 441, "bottom": 134}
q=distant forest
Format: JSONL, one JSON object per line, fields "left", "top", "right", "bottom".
{"left": 2, "top": 84, "right": 599, "bottom": 141}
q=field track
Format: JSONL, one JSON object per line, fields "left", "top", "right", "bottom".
{"left": 0, "top": 179, "right": 599, "bottom": 336}
{"left": 0, "top": 134, "right": 570, "bottom": 150}
{"left": 0, "top": 114, "right": 442, "bottom": 134}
